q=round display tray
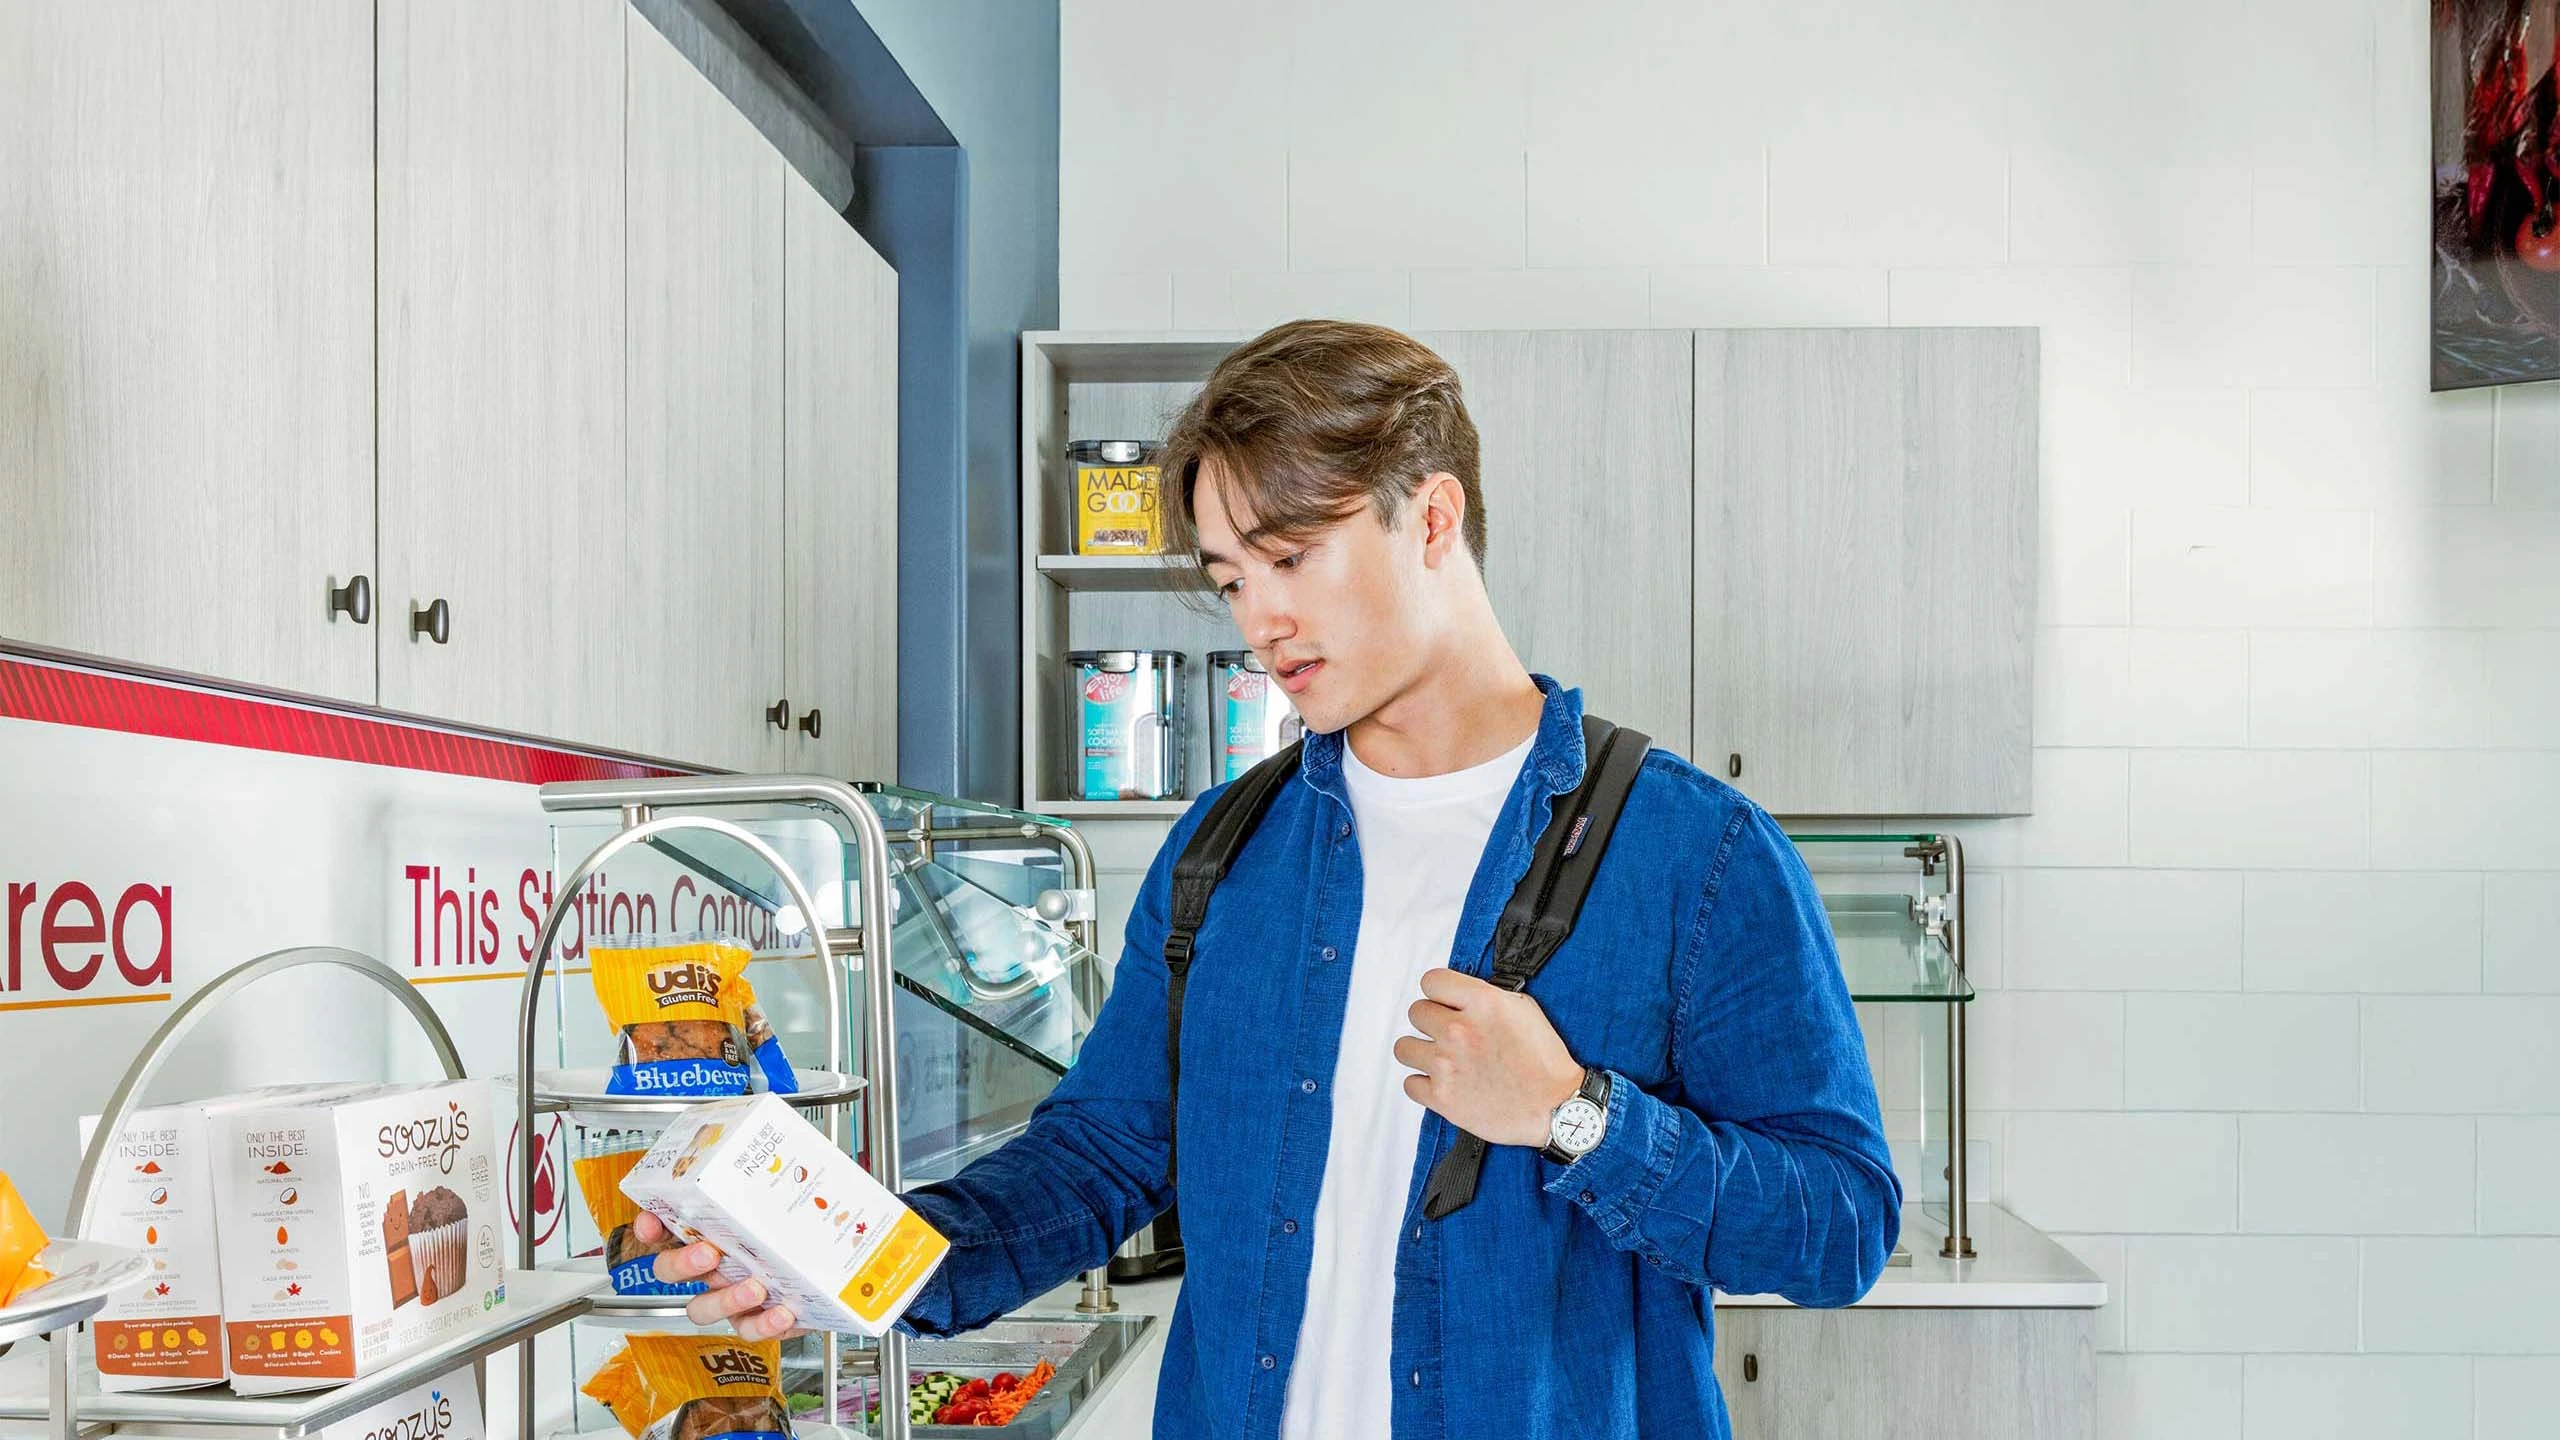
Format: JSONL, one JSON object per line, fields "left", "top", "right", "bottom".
{"left": 0, "top": 1239, "right": 151, "bottom": 1348}
{"left": 510, "top": 1069, "right": 868, "bottom": 1119}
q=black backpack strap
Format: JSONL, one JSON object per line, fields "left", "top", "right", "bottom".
{"left": 1163, "top": 740, "right": 1304, "bottom": 1186}
{"left": 1420, "top": 713, "right": 1650, "bottom": 1221}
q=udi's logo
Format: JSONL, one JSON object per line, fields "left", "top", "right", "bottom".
{"left": 646, "top": 961, "right": 722, "bottom": 1010}
{"left": 377, "top": 1101, "right": 473, "bottom": 1174}
{"left": 1083, "top": 671, "right": 1130, "bottom": 704}
{"left": 3, "top": 878, "right": 173, "bottom": 1000}
{"left": 362, "top": 1388, "right": 455, "bottom": 1440}
{"left": 698, "top": 1347, "right": 774, "bottom": 1386}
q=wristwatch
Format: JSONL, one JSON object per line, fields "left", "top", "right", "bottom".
{"left": 1540, "top": 1066, "right": 1612, "bottom": 1165}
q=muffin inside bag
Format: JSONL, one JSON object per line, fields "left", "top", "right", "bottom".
{"left": 591, "top": 935, "right": 797, "bottom": 1097}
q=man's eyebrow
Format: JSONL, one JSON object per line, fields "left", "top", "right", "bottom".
{"left": 1196, "top": 545, "right": 1231, "bottom": 568}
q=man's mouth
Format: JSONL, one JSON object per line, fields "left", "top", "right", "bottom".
{"left": 1276, "top": 658, "right": 1322, "bottom": 694}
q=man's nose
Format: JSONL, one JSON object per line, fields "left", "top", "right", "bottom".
{"left": 1238, "top": 592, "right": 1294, "bottom": 650}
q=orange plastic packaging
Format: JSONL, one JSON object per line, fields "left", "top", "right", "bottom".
{"left": 0, "top": 1170, "right": 54, "bottom": 1304}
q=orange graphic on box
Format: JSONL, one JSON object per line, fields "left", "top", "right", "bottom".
{"left": 223, "top": 1317, "right": 354, "bottom": 1379}
{"left": 94, "top": 1317, "right": 221, "bottom": 1380}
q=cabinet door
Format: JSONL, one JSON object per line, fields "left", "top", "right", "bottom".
{"left": 624, "top": 10, "right": 787, "bottom": 771}
{"left": 0, "top": 1, "right": 373, "bottom": 701}
{"left": 377, "top": 0, "right": 627, "bottom": 743}
{"left": 1733, "top": 1307, "right": 2093, "bottom": 1440}
{"left": 1414, "top": 331, "right": 1693, "bottom": 744}
{"left": 779, "top": 172, "right": 899, "bottom": 779}
{"left": 1693, "top": 328, "right": 2036, "bottom": 816}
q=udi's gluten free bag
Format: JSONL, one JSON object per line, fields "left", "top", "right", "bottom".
{"left": 620, "top": 1094, "right": 945, "bottom": 1337}
{"left": 580, "top": 1335, "right": 792, "bottom": 1440}
{"left": 212, "top": 1080, "right": 503, "bottom": 1394}
{"left": 77, "top": 1084, "right": 365, "bottom": 1392}
{"left": 0, "top": 1170, "right": 51, "bottom": 1304}
{"left": 571, "top": 1131, "right": 704, "bottom": 1300}
{"left": 590, "top": 935, "right": 798, "bottom": 1099}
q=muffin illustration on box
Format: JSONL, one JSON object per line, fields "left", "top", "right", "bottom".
{"left": 405, "top": 1187, "right": 469, "bottom": 1306}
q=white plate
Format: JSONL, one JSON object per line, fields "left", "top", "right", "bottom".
{"left": 517, "top": 1069, "right": 867, "bottom": 1116}
{"left": 0, "top": 1239, "right": 151, "bottom": 1346}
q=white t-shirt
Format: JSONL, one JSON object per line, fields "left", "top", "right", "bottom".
{"left": 1278, "top": 730, "right": 1534, "bottom": 1440}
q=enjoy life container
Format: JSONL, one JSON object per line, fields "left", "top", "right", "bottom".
{"left": 1207, "top": 651, "right": 1303, "bottom": 784}
{"left": 1068, "top": 650, "right": 1186, "bottom": 801}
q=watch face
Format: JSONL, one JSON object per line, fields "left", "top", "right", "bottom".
{"left": 1552, "top": 1098, "right": 1605, "bottom": 1155}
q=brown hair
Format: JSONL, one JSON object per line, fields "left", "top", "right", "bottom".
{"left": 1158, "top": 320, "right": 1485, "bottom": 573}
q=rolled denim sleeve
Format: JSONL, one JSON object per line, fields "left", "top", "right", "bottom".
{"left": 893, "top": 803, "right": 1206, "bottom": 1337}
{"left": 1545, "top": 803, "right": 1901, "bottom": 1307}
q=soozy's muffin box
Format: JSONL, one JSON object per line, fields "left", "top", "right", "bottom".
{"left": 212, "top": 1080, "right": 503, "bottom": 1394}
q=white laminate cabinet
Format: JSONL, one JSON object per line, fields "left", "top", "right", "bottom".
{"left": 1713, "top": 1307, "right": 2095, "bottom": 1440}
{"left": 779, "top": 172, "right": 899, "bottom": 781}
{"left": 0, "top": 1, "right": 375, "bottom": 702}
{"left": 1418, "top": 330, "right": 1694, "bottom": 744}
{"left": 624, "top": 8, "right": 787, "bottom": 772}
{"left": 377, "top": 0, "right": 629, "bottom": 744}
{"left": 1692, "top": 328, "right": 2038, "bottom": 816}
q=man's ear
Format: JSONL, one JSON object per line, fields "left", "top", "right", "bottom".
{"left": 1416, "top": 472, "right": 1467, "bottom": 569}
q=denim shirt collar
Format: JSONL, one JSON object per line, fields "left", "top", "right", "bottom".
{"left": 1296, "top": 673, "right": 1589, "bottom": 813}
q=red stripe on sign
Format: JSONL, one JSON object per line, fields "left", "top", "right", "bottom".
{"left": 0, "top": 654, "right": 679, "bottom": 785}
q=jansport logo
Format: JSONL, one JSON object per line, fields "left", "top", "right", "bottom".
{"left": 376, "top": 1101, "right": 473, "bottom": 1174}
{"left": 699, "top": 1347, "right": 773, "bottom": 1386}
{"left": 1082, "top": 671, "right": 1130, "bottom": 704}
{"left": 647, "top": 960, "right": 722, "bottom": 1010}
{"left": 361, "top": 1387, "right": 455, "bottom": 1440}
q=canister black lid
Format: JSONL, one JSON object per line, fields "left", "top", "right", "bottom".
{"left": 1205, "top": 650, "right": 1265, "bottom": 672}
{"left": 1066, "top": 649, "right": 1187, "bottom": 671}
{"left": 1067, "top": 440, "right": 1158, "bottom": 465}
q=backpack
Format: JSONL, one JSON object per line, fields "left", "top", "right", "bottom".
{"left": 1160, "top": 712, "right": 1650, "bottom": 1221}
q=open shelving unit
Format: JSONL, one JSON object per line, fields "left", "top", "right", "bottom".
{"left": 1018, "top": 332, "right": 1254, "bottom": 823}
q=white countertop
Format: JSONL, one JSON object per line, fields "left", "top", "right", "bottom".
{"left": 1035, "top": 1203, "right": 2104, "bottom": 1433}
{"left": 1713, "top": 1204, "right": 2108, "bottom": 1309}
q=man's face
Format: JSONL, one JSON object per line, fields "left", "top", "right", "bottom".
{"left": 1191, "top": 462, "right": 1438, "bottom": 737}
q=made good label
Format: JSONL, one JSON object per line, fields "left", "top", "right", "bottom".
{"left": 1076, "top": 465, "right": 1164, "bottom": 554}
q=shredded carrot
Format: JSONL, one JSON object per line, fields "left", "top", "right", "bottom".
{"left": 973, "top": 1359, "right": 1056, "bottom": 1426}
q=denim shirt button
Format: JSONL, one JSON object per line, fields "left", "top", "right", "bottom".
{"left": 1282, "top": 1219, "right": 1299, "bottom": 1234}
{"left": 1301, "top": 1078, "right": 1318, "bottom": 1094}
{"left": 1319, "top": 945, "right": 1337, "bottom": 962}
{"left": 1335, "top": 822, "right": 1352, "bottom": 840}
{"left": 1411, "top": 1224, "right": 1423, "bottom": 1242}
{"left": 1260, "top": 1354, "right": 1276, "bottom": 1371}
{"left": 1409, "top": 1369, "right": 1422, "bottom": 1389}
{"left": 1579, "top": 1190, "right": 1596, "bottom": 1205}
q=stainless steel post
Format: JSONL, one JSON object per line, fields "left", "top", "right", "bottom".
{"left": 1035, "top": 822, "right": 1117, "bottom": 1317}
{"left": 1941, "top": 833, "right": 1974, "bottom": 1261}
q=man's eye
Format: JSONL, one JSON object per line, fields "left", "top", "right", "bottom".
{"left": 1275, "top": 551, "right": 1304, "bottom": 571}
{"left": 1218, "top": 578, "right": 1243, "bottom": 598}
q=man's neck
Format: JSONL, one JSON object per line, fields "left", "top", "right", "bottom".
{"left": 1343, "top": 630, "right": 1545, "bottom": 780}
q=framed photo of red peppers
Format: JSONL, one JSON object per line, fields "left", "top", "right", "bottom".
{"left": 2434, "top": 0, "right": 2560, "bottom": 387}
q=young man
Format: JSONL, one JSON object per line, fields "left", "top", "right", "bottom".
{"left": 643, "top": 320, "right": 1899, "bottom": 1437}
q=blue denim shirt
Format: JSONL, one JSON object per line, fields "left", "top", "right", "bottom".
{"left": 898, "top": 678, "right": 1899, "bottom": 1438}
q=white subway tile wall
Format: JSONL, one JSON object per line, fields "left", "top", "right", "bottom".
{"left": 1062, "top": 0, "right": 2560, "bottom": 1422}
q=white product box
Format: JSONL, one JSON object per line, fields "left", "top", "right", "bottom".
{"left": 312, "top": 1368, "right": 484, "bottom": 1440}
{"left": 212, "top": 1079, "right": 504, "bottom": 1394}
{"left": 78, "top": 1084, "right": 364, "bottom": 1392}
{"left": 620, "top": 1094, "right": 947, "bottom": 1337}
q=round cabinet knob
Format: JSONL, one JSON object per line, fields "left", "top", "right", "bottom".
{"left": 329, "top": 575, "right": 372, "bottom": 626}
{"left": 797, "top": 709, "right": 822, "bottom": 740}
{"left": 766, "top": 699, "right": 793, "bottom": 732}
{"left": 411, "top": 598, "right": 450, "bottom": 645}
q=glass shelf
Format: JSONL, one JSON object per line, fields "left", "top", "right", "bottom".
{"left": 1824, "top": 895, "right": 1973, "bottom": 1004}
